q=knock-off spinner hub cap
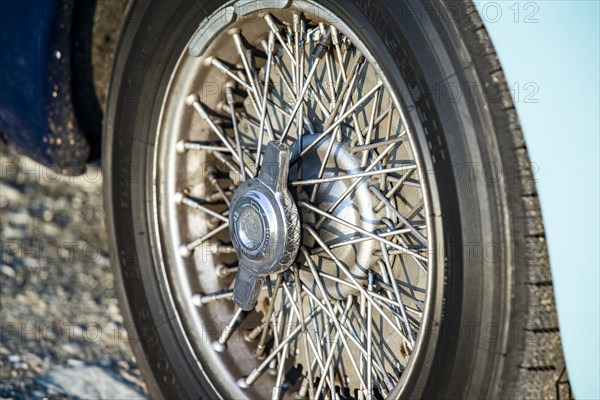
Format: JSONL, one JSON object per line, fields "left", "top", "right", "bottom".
{"left": 229, "top": 141, "right": 300, "bottom": 310}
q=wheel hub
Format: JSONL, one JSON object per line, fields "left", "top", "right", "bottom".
{"left": 290, "top": 134, "right": 379, "bottom": 298}
{"left": 230, "top": 141, "right": 300, "bottom": 310}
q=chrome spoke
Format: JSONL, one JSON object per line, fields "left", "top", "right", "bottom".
{"left": 192, "top": 285, "right": 269, "bottom": 306}
{"left": 231, "top": 31, "right": 277, "bottom": 143}
{"left": 279, "top": 29, "right": 332, "bottom": 143}
{"left": 378, "top": 252, "right": 416, "bottom": 347}
{"left": 213, "top": 306, "right": 245, "bottom": 352}
{"left": 272, "top": 282, "right": 294, "bottom": 400}
{"left": 374, "top": 168, "right": 416, "bottom": 212}
{"left": 370, "top": 186, "right": 427, "bottom": 245}
{"left": 293, "top": 80, "right": 384, "bottom": 162}
{"left": 206, "top": 56, "right": 253, "bottom": 91}
{"left": 361, "top": 87, "right": 381, "bottom": 168}
{"left": 176, "top": 141, "right": 231, "bottom": 153}
{"left": 300, "top": 201, "right": 427, "bottom": 261}
{"left": 314, "top": 141, "right": 397, "bottom": 229}
{"left": 225, "top": 83, "right": 247, "bottom": 179}
{"left": 206, "top": 171, "right": 232, "bottom": 207}
{"left": 256, "top": 32, "right": 276, "bottom": 169}
{"left": 187, "top": 95, "right": 254, "bottom": 177}
{"left": 179, "top": 222, "right": 229, "bottom": 258}
{"left": 310, "top": 226, "right": 420, "bottom": 254}
{"left": 256, "top": 275, "right": 283, "bottom": 359}
{"left": 298, "top": 273, "right": 369, "bottom": 390}
{"left": 242, "top": 306, "right": 322, "bottom": 387}
{"left": 280, "top": 277, "right": 325, "bottom": 371}
{"left": 264, "top": 14, "right": 296, "bottom": 64}
{"left": 297, "top": 265, "right": 422, "bottom": 316}
{"left": 291, "top": 267, "right": 317, "bottom": 399}
{"left": 302, "top": 227, "right": 414, "bottom": 345}
{"left": 174, "top": 192, "right": 228, "bottom": 222}
{"left": 292, "top": 165, "right": 416, "bottom": 187}
{"left": 366, "top": 271, "right": 374, "bottom": 400}
{"left": 350, "top": 133, "right": 407, "bottom": 154}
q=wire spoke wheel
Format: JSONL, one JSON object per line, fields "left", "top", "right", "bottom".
{"left": 104, "top": 0, "right": 569, "bottom": 399}
{"left": 158, "top": 4, "right": 432, "bottom": 400}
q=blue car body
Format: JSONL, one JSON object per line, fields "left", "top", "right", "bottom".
{"left": 0, "top": 0, "right": 99, "bottom": 174}
{"left": 0, "top": 1, "right": 597, "bottom": 398}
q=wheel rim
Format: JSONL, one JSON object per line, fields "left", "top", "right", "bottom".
{"left": 152, "top": 2, "right": 435, "bottom": 398}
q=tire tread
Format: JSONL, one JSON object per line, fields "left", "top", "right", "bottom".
{"left": 445, "top": 1, "right": 571, "bottom": 398}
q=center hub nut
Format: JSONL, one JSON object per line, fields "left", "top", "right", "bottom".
{"left": 229, "top": 141, "right": 300, "bottom": 310}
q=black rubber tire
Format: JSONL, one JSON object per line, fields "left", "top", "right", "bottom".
{"left": 103, "top": 0, "right": 571, "bottom": 398}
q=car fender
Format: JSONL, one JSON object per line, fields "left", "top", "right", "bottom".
{"left": 0, "top": 0, "right": 104, "bottom": 175}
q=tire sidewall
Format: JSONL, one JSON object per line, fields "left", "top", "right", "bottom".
{"left": 104, "top": 1, "right": 512, "bottom": 399}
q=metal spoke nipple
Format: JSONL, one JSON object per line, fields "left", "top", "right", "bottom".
{"left": 179, "top": 245, "right": 192, "bottom": 258}
{"left": 185, "top": 93, "right": 199, "bottom": 107}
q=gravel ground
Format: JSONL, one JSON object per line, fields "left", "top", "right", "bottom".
{"left": 0, "top": 141, "right": 148, "bottom": 399}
